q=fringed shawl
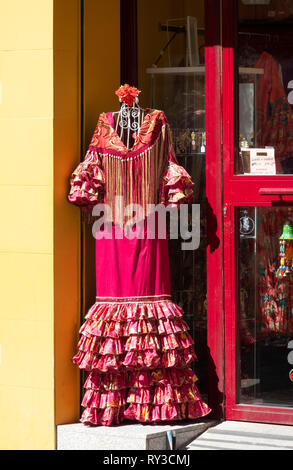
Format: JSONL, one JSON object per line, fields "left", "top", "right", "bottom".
{"left": 68, "top": 109, "right": 194, "bottom": 224}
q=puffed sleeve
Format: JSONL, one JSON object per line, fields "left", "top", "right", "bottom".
{"left": 68, "top": 149, "right": 104, "bottom": 212}
{"left": 159, "top": 124, "right": 194, "bottom": 207}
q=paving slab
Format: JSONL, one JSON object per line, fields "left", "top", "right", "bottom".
{"left": 57, "top": 418, "right": 217, "bottom": 450}
{"left": 186, "top": 420, "right": 293, "bottom": 450}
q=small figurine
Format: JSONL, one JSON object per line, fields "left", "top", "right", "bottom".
{"left": 277, "top": 219, "right": 293, "bottom": 279}
{"left": 191, "top": 131, "right": 196, "bottom": 152}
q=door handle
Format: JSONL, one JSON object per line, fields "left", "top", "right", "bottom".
{"left": 259, "top": 188, "right": 293, "bottom": 195}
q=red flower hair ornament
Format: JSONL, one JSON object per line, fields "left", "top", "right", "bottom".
{"left": 115, "top": 84, "right": 141, "bottom": 106}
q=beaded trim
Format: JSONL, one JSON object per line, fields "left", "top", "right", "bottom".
{"left": 95, "top": 294, "right": 171, "bottom": 304}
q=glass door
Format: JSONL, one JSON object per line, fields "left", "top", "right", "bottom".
{"left": 236, "top": 205, "right": 293, "bottom": 407}
{"left": 223, "top": 0, "right": 293, "bottom": 424}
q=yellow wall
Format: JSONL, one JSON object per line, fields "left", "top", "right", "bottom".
{"left": 53, "top": 0, "right": 81, "bottom": 428}
{"left": 0, "top": 0, "right": 55, "bottom": 449}
{"left": 0, "top": 0, "right": 82, "bottom": 449}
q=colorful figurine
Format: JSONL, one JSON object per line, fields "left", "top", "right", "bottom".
{"left": 277, "top": 219, "right": 293, "bottom": 278}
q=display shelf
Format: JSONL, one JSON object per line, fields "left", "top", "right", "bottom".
{"left": 147, "top": 66, "right": 205, "bottom": 75}
{"left": 176, "top": 152, "right": 205, "bottom": 157}
{"left": 146, "top": 66, "right": 263, "bottom": 75}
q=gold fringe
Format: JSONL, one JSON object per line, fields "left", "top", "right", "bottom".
{"left": 103, "top": 126, "right": 168, "bottom": 225}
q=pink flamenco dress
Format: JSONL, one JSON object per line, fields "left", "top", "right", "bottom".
{"left": 68, "top": 108, "right": 211, "bottom": 426}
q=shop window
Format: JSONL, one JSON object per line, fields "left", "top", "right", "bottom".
{"left": 237, "top": 0, "right": 293, "bottom": 175}
{"left": 81, "top": 0, "right": 208, "bottom": 402}
{"left": 236, "top": 206, "right": 293, "bottom": 406}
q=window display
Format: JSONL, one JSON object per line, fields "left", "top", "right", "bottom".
{"left": 67, "top": 86, "right": 211, "bottom": 426}
{"left": 237, "top": 0, "right": 293, "bottom": 174}
{"left": 236, "top": 206, "right": 293, "bottom": 406}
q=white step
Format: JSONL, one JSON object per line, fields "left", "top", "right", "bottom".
{"left": 187, "top": 420, "right": 293, "bottom": 450}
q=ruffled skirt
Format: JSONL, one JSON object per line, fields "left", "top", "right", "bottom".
{"left": 73, "top": 298, "right": 211, "bottom": 426}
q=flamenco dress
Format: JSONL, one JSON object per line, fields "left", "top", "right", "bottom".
{"left": 68, "top": 109, "right": 211, "bottom": 425}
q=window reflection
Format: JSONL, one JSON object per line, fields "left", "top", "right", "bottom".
{"left": 237, "top": 206, "right": 293, "bottom": 406}
{"left": 237, "top": 0, "right": 293, "bottom": 174}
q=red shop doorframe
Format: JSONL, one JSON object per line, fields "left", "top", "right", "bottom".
{"left": 222, "top": 0, "right": 293, "bottom": 425}
{"left": 205, "top": 0, "right": 224, "bottom": 420}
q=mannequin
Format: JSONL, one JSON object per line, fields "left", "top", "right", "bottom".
{"left": 112, "top": 96, "right": 146, "bottom": 149}
{"left": 67, "top": 85, "right": 211, "bottom": 425}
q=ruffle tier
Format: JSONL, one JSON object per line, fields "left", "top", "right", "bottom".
{"left": 80, "top": 368, "right": 211, "bottom": 426}
{"left": 73, "top": 299, "right": 211, "bottom": 426}
{"left": 81, "top": 405, "right": 126, "bottom": 426}
{"left": 159, "top": 161, "right": 194, "bottom": 207}
{"left": 79, "top": 370, "right": 128, "bottom": 426}
{"left": 72, "top": 300, "right": 197, "bottom": 371}
{"left": 124, "top": 401, "right": 211, "bottom": 423}
{"left": 68, "top": 150, "right": 104, "bottom": 211}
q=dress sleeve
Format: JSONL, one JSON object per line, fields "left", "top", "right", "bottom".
{"left": 68, "top": 149, "right": 104, "bottom": 212}
{"left": 159, "top": 124, "right": 194, "bottom": 207}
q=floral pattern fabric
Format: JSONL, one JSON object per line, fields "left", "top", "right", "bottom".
{"left": 68, "top": 151, "right": 105, "bottom": 212}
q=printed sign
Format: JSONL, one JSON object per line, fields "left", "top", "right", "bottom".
{"left": 249, "top": 148, "right": 276, "bottom": 175}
